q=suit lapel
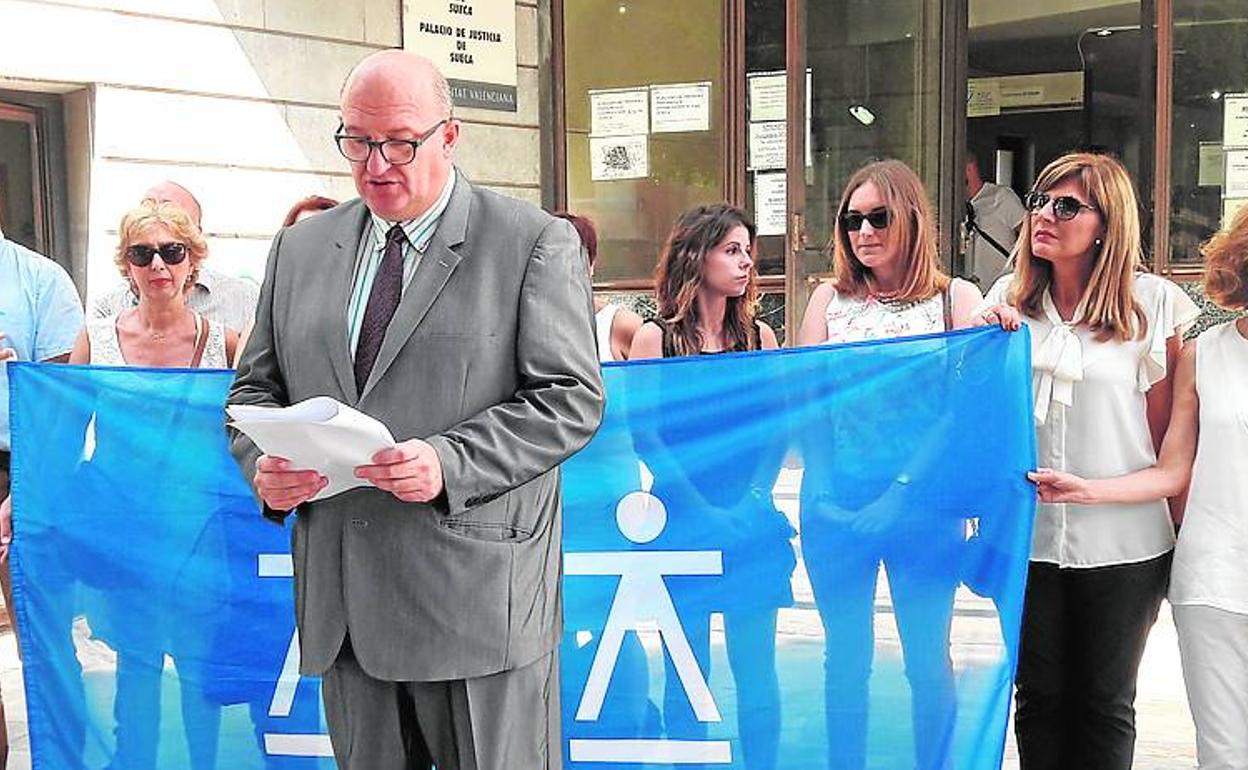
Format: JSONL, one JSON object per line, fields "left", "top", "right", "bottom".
{"left": 325, "top": 202, "right": 371, "bottom": 403}
{"left": 360, "top": 172, "right": 472, "bottom": 399}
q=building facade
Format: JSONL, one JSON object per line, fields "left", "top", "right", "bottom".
{"left": 1, "top": 0, "right": 1243, "bottom": 337}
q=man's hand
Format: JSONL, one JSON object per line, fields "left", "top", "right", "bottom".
{"left": 355, "top": 439, "right": 444, "bottom": 503}
{"left": 255, "top": 455, "right": 327, "bottom": 511}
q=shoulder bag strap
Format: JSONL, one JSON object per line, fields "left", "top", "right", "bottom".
{"left": 188, "top": 313, "right": 209, "bottom": 368}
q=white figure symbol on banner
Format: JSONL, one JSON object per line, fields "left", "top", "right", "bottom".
{"left": 564, "top": 491, "right": 732, "bottom": 765}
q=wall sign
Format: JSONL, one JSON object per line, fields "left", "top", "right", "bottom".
{"left": 403, "top": 0, "right": 518, "bottom": 112}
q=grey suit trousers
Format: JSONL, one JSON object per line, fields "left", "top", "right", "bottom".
{"left": 322, "top": 638, "right": 562, "bottom": 770}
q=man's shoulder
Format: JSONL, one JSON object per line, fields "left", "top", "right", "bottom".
{"left": 464, "top": 181, "right": 554, "bottom": 235}
{"left": 199, "top": 266, "right": 258, "bottom": 296}
{"left": 1, "top": 238, "right": 74, "bottom": 289}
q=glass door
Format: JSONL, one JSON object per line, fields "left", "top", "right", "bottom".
{"left": 779, "top": 0, "right": 945, "bottom": 335}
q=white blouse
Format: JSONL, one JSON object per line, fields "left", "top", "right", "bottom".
{"left": 1169, "top": 321, "right": 1248, "bottom": 614}
{"left": 823, "top": 285, "right": 952, "bottom": 343}
{"left": 982, "top": 273, "right": 1200, "bottom": 567}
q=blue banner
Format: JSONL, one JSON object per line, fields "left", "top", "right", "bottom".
{"left": 9, "top": 326, "right": 1035, "bottom": 770}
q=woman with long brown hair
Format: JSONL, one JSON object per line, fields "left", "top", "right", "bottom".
{"left": 1029, "top": 207, "right": 1248, "bottom": 769}
{"left": 631, "top": 203, "right": 788, "bottom": 770}
{"left": 979, "top": 152, "right": 1199, "bottom": 769}
{"left": 796, "top": 159, "right": 985, "bottom": 770}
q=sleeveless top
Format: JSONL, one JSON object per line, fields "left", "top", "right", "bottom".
{"left": 823, "top": 284, "right": 953, "bottom": 343}
{"left": 646, "top": 317, "right": 759, "bottom": 358}
{"left": 87, "top": 312, "right": 229, "bottom": 368}
{"left": 595, "top": 303, "right": 621, "bottom": 364}
{"left": 1169, "top": 321, "right": 1248, "bottom": 613}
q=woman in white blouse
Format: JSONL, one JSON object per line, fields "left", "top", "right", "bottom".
{"left": 1029, "top": 210, "right": 1247, "bottom": 770}
{"left": 979, "top": 152, "right": 1199, "bottom": 770}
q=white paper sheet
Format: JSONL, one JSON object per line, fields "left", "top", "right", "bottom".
{"left": 590, "top": 135, "right": 649, "bottom": 181}
{"left": 228, "top": 396, "right": 397, "bottom": 501}
{"left": 650, "top": 82, "right": 711, "bottom": 133}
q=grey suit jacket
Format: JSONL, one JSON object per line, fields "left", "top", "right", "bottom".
{"left": 227, "top": 171, "right": 605, "bottom": 682}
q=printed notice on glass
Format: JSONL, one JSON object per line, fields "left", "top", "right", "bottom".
{"left": 1199, "top": 142, "right": 1224, "bottom": 187}
{"left": 1223, "top": 93, "right": 1248, "bottom": 148}
{"left": 1224, "top": 149, "right": 1248, "bottom": 197}
{"left": 748, "top": 72, "right": 786, "bottom": 122}
{"left": 748, "top": 122, "right": 786, "bottom": 171}
{"left": 1223, "top": 197, "right": 1248, "bottom": 228}
{"left": 590, "top": 88, "right": 649, "bottom": 137}
{"left": 754, "top": 172, "right": 787, "bottom": 237}
{"left": 650, "top": 82, "right": 711, "bottom": 133}
{"left": 590, "top": 135, "right": 648, "bottom": 181}
{"left": 967, "top": 78, "right": 1002, "bottom": 118}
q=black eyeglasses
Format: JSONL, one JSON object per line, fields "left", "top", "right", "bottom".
{"left": 125, "top": 242, "right": 189, "bottom": 267}
{"left": 1024, "top": 191, "right": 1098, "bottom": 221}
{"left": 841, "top": 208, "right": 891, "bottom": 232}
{"left": 334, "top": 119, "right": 449, "bottom": 166}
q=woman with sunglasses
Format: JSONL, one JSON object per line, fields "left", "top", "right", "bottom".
{"left": 630, "top": 203, "right": 790, "bottom": 770}
{"left": 795, "top": 159, "right": 985, "bottom": 770}
{"left": 69, "top": 200, "right": 237, "bottom": 770}
{"left": 977, "top": 152, "right": 1199, "bottom": 770}
{"left": 71, "top": 200, "right": 237, "bottom": 368}
{"left": 1027, "top": 207, "right": 1248, "bottom": 770}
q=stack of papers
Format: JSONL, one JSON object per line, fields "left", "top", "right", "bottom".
{"left": 227, "top": 396, "right": 396, "bottom": 501}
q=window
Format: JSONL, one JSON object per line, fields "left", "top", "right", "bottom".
{"left": 1168, "top": 1, "right": 1248, "bottom": 267}
{"left": 562, "top": 0, "right": 726, "bottom": 285}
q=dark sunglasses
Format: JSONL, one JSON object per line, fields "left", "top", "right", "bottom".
{"left": 1024, "top": 191, "right": 1098, "bottom": 221}
{"left": 841, "top": 208, "right": 891, "bottom": 232}
{"left": 125, "top": 242, "right": 189, "bottom": 267}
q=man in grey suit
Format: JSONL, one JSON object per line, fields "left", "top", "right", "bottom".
{"left": 227, "top": 50, "right": 604, "bottom": 770}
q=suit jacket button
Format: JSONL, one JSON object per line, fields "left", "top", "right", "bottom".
{"left": 351, "top": 518, "right": 369, "bottom": 528}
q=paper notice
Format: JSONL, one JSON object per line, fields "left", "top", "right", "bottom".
{"left": 590, "top": 135, "right": 649, "bottom": 181}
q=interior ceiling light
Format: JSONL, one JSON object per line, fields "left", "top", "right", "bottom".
{"left": 848, "top": 104, "right": 876, "bottom": 126}
{"left": 1212, "top": 90, "right": 1223, "bottom": 100}
{"left": 1095, "top": 28, "right": 1114, "bottom": 37}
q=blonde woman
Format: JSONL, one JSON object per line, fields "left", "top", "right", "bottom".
{"left": 1030, "top": 210, "right": 1248, "bottom": 769}
{"left": 979, "top": 152, "right": 1199, "bottom": 770}
{"left": 72, "top": 201, "right": 237, "bottom": 368}
{"left": 70, "top": 200, "right": 236, "bottom": 770}
{"left": 796, "top": 159, "right": 986, "bottom": 770}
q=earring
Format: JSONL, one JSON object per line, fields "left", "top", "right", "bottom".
{"left": 1094, "top": 238, "right": 1104, "bottom": 250}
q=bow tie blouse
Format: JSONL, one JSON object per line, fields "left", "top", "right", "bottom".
{"left": 981, "top": 273, "right": 1200, "bottom": 567}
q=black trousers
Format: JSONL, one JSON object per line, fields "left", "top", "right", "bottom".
{"left": 1014, "top": 553, "right": 1171, "bottom": 770}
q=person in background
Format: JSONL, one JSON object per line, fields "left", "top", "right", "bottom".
{"left": 0, "top": 209, "right": 84, "bottom": 769}
{"left": 964, "top": 152, "right": 1026, "bottom": 289}
{"left": 978, "top": 151, "right": 1199, "bottom": 770}
{"left": 796, "top": 159, "right": 986, "bottom": 770}
{"left": 1029, "top": 206, "right": 1248, "bottom": 770}
{"left": 281, "top": 195, "right": 340, "bottom": 228}
{"left": 92, "top": 181, "right": 259, "bottom": 334}
{"left": 554, "top": 212, "right": 643, "bottom": 362}
{"left": 630, "top": 203, "right": 789, "bottom": 770}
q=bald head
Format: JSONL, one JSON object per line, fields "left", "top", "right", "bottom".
{"left": 342, "top": 50, "right": 453, "bottom": 120}
{"left": 143, "top": 181, "right": 203, "bottom": 230}
{"left": 339, "top": 50, "right": 460, "bottom": 222}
